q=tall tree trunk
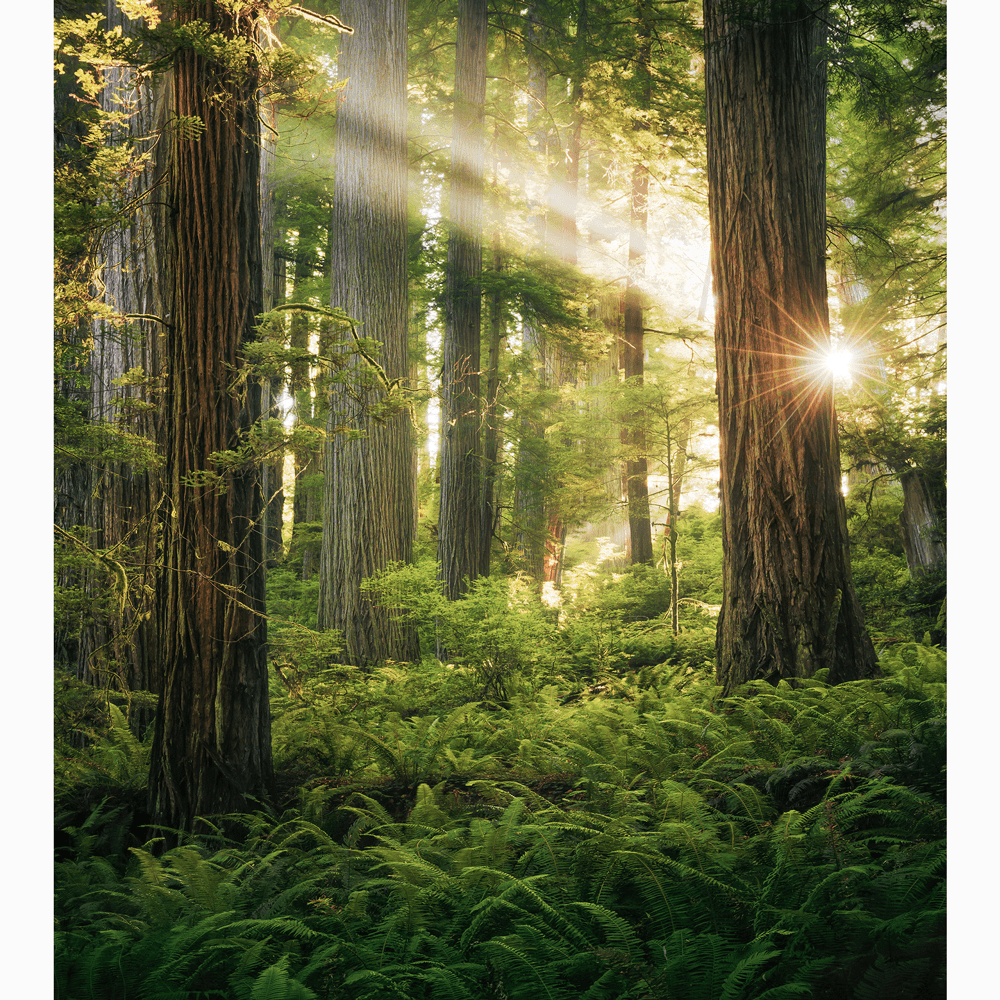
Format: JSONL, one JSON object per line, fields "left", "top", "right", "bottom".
{"left": 898, "top": 469, "right": 946, "bottom": 578}
{"left": 286, "top": 216, "right": 323, "bottom": 578}
{"left": 149, "top": 1, "right": 273, "bottom": 836}
{"left": 580, "top": 290, "right": 627, "bottom": 564}
{"left": 513, "top": 3, "right": 551, "bottom": 582}
{"left": 480, "top": 223, "right": 506, "bottom": 575}
{"left": 318, "top": 0, "right": 419, "bottom": 663}
{"left": 622, "top": 0, "right": 654, "bottom": 566}
{"left": 438, "top": 0, "right": 488, "bottom": 600}
{"left": 704, "top": 0, "right": 877, "bottom": 692}
{"left": 260, "top": 131, "right": 285, "bottom": 569}
{"left": 261, "top": 375, "right": 286, "bottom": 566}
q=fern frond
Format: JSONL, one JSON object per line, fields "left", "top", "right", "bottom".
{"left": 343, "top": 968, "right": 414, "bottom": 998}
{"left": 246, "top": 955, "right": 318, "bottom": 1000}
{"left": 719, "top": 943, "right": 780, "bottom": 1000}
{"left": 570, "top": 900, "right": 640, "bottom": 958}
{"left": 476, "top": 937, "right": 562, "bottom": 1000}
{"left": 349, "top": 724, "right": 411, "bottom": 781}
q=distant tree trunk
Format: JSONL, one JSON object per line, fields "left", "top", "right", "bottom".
{"left": 513, "top": 3, "right": 551, "bottom": 582}
{"left": 54, "top": 1, "right": 99, "bottom": 598}
{"left": 261, "top": 135, "right": 285, "bottom": 568}
{"left": 580, "top": 290, "right": 628, "bottom": 564}
{"left": 299, "top": 304, "right": 337, "bottom": 582}
{"left": 299, "top": 457, "right": 322, "bottom": 581}
{"left": 480, "top": 231, "right": 506, "bottom": 575}
{"left": 669, "top": 417, "right": 692, "bottom": 518}
{"left": 54, "top": 2, "right": 168, "bottom": 729}
{"left": 148, "top": 1, "right": 273, "bottom": 835}
{"left": 284, "top": 215, "right": 321, "bottom": 578}
{"left": 295, "top": 218, "right": 334, "bottom": 581}
{"left": 622, "top": 0, "right": 654, "bottom": 566}
{"left": 663, "top": 414, "right": 692, "bottom": 635}
{"left": 514, "top": 403, "right": 547, "bottom": 580}
{"left": 704, "top": 0, "right": 878, "bottom": 692}
{"left": 438, "top": 0, "right": 488, "bottom": 600}
{"left": 288, "top": 220, "right": 318, "bottom": 396}
{"left": 523, "top": 3, "right": 550, "bottom": 250}
{"left": 697, "top": 257, "right": 712, "bottom": 322}
{"left": 550, "top": 0, "right": 587, "bottom": 265}
{"left": 898, "top": 469, "right": 946, "bottom": 578}
{"left": 535, "top": 0, "right": 587, "bottom": 587}
{"left": 261, "top": 375, "right": 286, "bottom": 566}
{"left": 318, "top": 0, "right": 419, "bottom": 663}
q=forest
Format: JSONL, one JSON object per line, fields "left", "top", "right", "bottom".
{"left": 53, "top": 1, "right": 946, "bottom": 997}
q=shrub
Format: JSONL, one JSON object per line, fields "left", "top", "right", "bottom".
{"left": 363, "top": 561, "right": 560, "bottom": 703}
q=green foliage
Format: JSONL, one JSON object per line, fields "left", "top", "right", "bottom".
{"left": 844, "top": 479, "right": 946, "bottom": 644}
{"left": 840, "top": 396, "right": 946, "bottom": 530}
{"left": 267, "top": 567, "right": 324, "bottom": 631}
{"left": 53, "top": 6, "right": 163, "bottom": 479}
{"left": 673, "top": 505, "right": 725, "bottom": 604}
{"left": 826, "top": 2, "right": 945, "bottom": 362}
{"left": 561, "top": 508, "right": 723, "bottom": 621}
{"left": 56, "top": 642, "right": 946, "bottom": 999}
{"left": 363, "top": 561, "right": 561, "bottom": 703}
{"left": 57, "top": 699, "right": 154, "bottom": 800}
{"left": 899, "top": 566, "right": 946, "bottom": 647}
{"left": 55, "top": 670, "right": 158, "bottom": 801}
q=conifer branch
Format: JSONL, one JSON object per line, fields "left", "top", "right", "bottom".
{"left": 284, "top": 5, "right": 354, "bottom": 34}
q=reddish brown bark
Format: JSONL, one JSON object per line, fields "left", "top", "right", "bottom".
{"left": 438, "top": 0, "right": 489, "bottom": 600}
{"left": 704, "top": 0, "right": 877, "bottom": 692}
{"left": 149, "top": 2, "right": 273, "bottom": 835}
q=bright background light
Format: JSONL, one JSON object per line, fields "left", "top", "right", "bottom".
{"left": 825, "top": 347, "right": 853, "bottom": 382}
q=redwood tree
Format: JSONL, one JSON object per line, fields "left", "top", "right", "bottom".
{"left": 438, "top": 0, "right": 489, "bottom": 600}
{"left": 703, "top": 0, "right": 877, "bottom": 692}
{"left": 317, "top": 0, "right": 419, "bottom": 663}
{"left": 512, "top": 2, "right": 551, "bottom": 582}
{"left": 149, "top": 1, "right": 274, "bottom": 833}
{"left": 621, "top": 0, "right": 654, "bottom": 566}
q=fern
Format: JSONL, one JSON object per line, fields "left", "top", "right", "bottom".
{"left": 57, "top": 702, "right": 153, "bottom": 793}
{"left": 719, "top": 943, "right": 782, "bottom": 1000}
{"left": 238, "top": 956, "right": 319, "bottom": 1000}
{"left": 56, "top": 619, "right": 945, "bottom": 1000}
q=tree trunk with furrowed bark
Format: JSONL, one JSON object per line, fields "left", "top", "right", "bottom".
{"left": 703, "top": 0, "right": 877, "bottom": 693}
{"left": 438, "top": 0, "right": 489, "bottom": 600}
{"left": 317, "top": 0, "right": 419, "bottom": 663}
{"left": 148, "top": 1, "right": 273, "bottom": 837}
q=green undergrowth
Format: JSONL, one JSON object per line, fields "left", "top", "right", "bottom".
{"left": 55, "top": 640, "right": 945, "bottom": 998}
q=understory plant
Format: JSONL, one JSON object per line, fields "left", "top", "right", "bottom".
{"left": 56, "top": 641, "right": 946, "bottom": 999}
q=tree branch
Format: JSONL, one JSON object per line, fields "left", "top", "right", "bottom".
{"left": 285, "top": 5, "right": 354, "bottom": 34}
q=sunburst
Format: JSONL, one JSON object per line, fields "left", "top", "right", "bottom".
{"left": 823, "top": 345, "right": 854, "bottom": 383}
